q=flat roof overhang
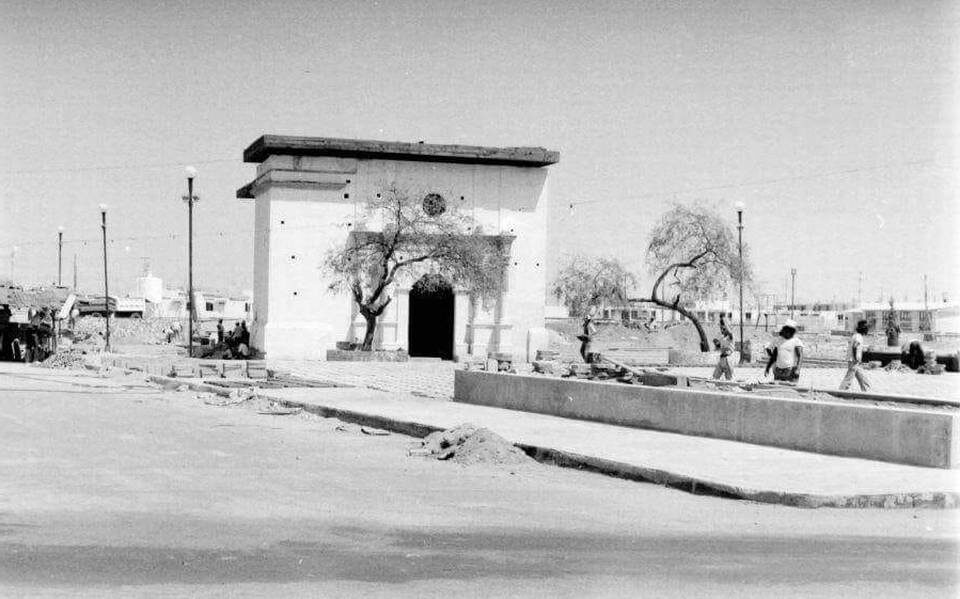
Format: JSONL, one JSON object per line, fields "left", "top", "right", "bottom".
{"left": 242, "top": 135, "right": 560, "bottom": 167}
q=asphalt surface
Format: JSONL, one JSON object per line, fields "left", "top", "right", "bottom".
{"left": 0, "top": 363, "right": 956, "bottom": 597}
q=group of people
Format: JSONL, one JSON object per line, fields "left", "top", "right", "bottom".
{"left": 712, "top": 315, "right": 872, "bottom": 392}
{"left": 0, "top": 304, "right": 56, "bottom": 362}
{"left": 216, "top": 319, "right": 250, "bottom": 358}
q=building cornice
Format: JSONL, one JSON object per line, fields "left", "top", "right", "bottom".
{"left": 242, "top": 135, "right": 559, "bottom": 167}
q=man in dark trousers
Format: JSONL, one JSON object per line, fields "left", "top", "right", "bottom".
{"left": 765, "top": 319, "right": 804, "bottom": 382}
{"left": 216, "top": 319, "right": 225, "bottom": 345}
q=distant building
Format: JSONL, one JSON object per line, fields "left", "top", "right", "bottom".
{"left": 842, "top": 301, "right": 959, "bottom": 335}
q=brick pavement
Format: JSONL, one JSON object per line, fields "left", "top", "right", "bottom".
{"left": 269, "top": 358, "right": 958, "bottom": 401}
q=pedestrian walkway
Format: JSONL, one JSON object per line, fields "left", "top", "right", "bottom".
{"left": 669, "top": 366, "right": 960, "bottom": 400}
{"left": 270, "top": 358, "right": 456, "bottom": 399}
{"left": 269, "top": 359, "right": 959, "bottom": 401}
{"left": 255, "top": 385, "right": 957, "bottom": 508}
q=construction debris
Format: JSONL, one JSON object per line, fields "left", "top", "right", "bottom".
{"left": 883, "top": 360, "right": 912, "bottom": 372}
{"left": 411, "top": 423, "right": 531, "bottom": 466}
{"left": 37, "top": 348, "right": 88, "bottom": 370}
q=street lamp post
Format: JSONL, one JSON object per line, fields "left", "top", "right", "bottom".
{"left": 57, "top": 226, "right": 64, "bottom": 286}
{"left": 9, "top": 246, "right": 18, "bottom": 281}
{"left": 790, "top": 268, "right": 797, "bottom": 319}
{"left": 99, "top": 204, "right": 110, "bottom": 352}
{"left": 183, "top": 166, "right": 198, "bottom": 357}
{"left": 734, "top": 201, "right": 747, "bottom": 363}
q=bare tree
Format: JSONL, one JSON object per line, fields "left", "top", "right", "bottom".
{"left": 551, "top": 255, "right": 635, "bottom": 360}
{"left": 639, "top": 202, "right": 751, "bottom": 352}
{"left": 324, "top": 184, "right": 509, "bottom": 351}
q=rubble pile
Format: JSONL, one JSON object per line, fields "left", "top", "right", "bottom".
{"left": 411, "top": 423, "right": 531, "bottom": 466}
{"left": 71, "top": 317, "right": 178, "bottom": 345}
{"left": 883, "top": 360, "right": 912, "bottom": 373}
{"left": 37, "top": 348, "right": 88, "bottom": 370}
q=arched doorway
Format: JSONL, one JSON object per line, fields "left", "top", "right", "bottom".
{"left": 408, "top": 274, "right": 454, "bottom": 359}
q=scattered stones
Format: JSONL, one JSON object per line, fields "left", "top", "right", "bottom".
{"left": 531, "top": 360, "right": 559, "bottom": 375}
{"left": 360, "top": 426, "right": 390, "bottom": 436}
{"left": 566, "top": 363, "right": 592, "bottom": 378}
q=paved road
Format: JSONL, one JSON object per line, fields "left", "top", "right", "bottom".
{"left": 0, "top": 363, "right": 956, "bottom": 597}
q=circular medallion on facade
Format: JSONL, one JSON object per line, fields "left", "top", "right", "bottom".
{"left": 422, "top": 193, "right": 447, "bottom": 216}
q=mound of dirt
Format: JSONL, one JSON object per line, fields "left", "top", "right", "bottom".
{"left": 37, "top": 348, "right": 88, "bottom": 370}
{"left": 413, "top": 423, "right": 531, "bottom": 466}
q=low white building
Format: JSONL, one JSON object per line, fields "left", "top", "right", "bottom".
{"left": 237, "top": 135, "right": 559, "bottom": 360}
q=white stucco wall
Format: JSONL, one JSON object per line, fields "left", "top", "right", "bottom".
{"left": 247, "top": 153, "right": 551, "bottom": 361}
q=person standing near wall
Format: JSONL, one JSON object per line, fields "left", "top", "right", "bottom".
{"left": 764, "top": 319, "right": 803, "bottom": 382}
{"left": 216, "top": 319, "right": 224, "bottom": 345}
{"left": 839, "top": 319, "right": 871, "bottom": 391}
{"left": 712, "top": 314, "right": 734, "bottom": 380}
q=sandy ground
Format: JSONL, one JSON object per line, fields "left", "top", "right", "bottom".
{"left": 0, "top": 363, "right": 956, "bottom": 597}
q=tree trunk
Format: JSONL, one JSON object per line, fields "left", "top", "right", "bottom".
{"left": 649, "top": 299, "right": 710, "bottom": 352}
{"left": 361, "top": 310, "right": 378, "bottom": 351}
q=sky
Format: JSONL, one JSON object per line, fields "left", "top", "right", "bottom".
{"left": 1, "top": 0, "right": 957, "bottom": 304}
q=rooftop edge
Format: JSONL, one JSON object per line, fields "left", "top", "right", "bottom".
{"left": 242, "top": 135, "right": 560, "bottom": 167}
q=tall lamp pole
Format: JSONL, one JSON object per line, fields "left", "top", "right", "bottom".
{"left": 790, "top": 268, "right": 797, "bottom": 319}
{"left": 9, "top": 246, "right": 18, "bottom": 281}
{"left": 99, "top": 204, "right": 110, "bottom": 352}
{"left": 183, "top": 166, "right": 198, "bottom": 357}
{"left": 57, "top": 226, "right": 64, "bottom": 286}
{"left": 734, "top": 201, "right": 746, "bottom": 363}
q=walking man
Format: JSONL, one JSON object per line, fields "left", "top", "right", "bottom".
{"left": 839, "top": 319, "right": 871, "bottom": 391}
{"left": 216, "top": 319, "right": 225, "bottom": 345}
{"left": 764, "top": 319, "right": 804, "bottom": 382}
{"left": 712, "top": 314, "right": 734, "bottom": 380}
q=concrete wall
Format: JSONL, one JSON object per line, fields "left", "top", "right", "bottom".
{"left": 248, "top": 153, "right": 550, "bottom": 360}
{"left": 453, "top": 370, "right": 960, "bottom": 469}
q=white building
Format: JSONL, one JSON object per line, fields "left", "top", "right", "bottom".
{"left": 237, "top": 135, "right": 559, "bottom": 360}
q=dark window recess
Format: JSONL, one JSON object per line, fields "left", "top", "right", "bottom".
{"left": 293, "top": 292, "right": 299, "bottom": 296}
{"left": 290, "top": 255, "right": 296, "bottom": 260}
{"left": 280, "top": 220, "right": 285, "bottom": 225}
{"left": 344, "top": 193, "right": 349, "bottom": 199}
{"left": 205, "top": 302, "right": 214, "bottom": 311}
{"left": 346, "top": 179, "right": 351, "bottom": 183}
{"left": 244, "top": 303, "right": 250, "bottom": 312}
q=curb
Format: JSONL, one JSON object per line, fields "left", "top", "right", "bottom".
{"left": 147, "top": 375, "right": 959, "bottom": 510}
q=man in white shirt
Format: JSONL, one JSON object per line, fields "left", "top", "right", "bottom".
{"left": 764, "top": 319, "right": 804, "bottom": 382}
{"left": 839, "top": 319, "right": 871, "bottom": 391}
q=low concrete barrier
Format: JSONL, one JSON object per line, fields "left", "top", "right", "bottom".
{"left": 453, "top": 370, "right": 959, "bottom": 469}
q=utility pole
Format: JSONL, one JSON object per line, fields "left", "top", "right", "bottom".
{"left": 9, "top": 246, "right": 17, "bottom": 281}
{"left": 57, "top": 226, "right": 64, "bottom": 286}
{"left": 790, "top": 268, "right": 797, "bottom": 319}
{"left": 72, "top": 253, "right": 78, "bottom": 290}
{"left": 183, "top": 166, "right": 198, "bottom": 358}
{"left": 734, "top": 201, "right": 747, "bottom": 363}
{"left": 99, "top": 204, "right": 110, "bottom": 352}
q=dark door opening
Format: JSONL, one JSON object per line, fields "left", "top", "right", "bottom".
{"left": 408, "top": 275, "right": 454, "bottom": 360}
